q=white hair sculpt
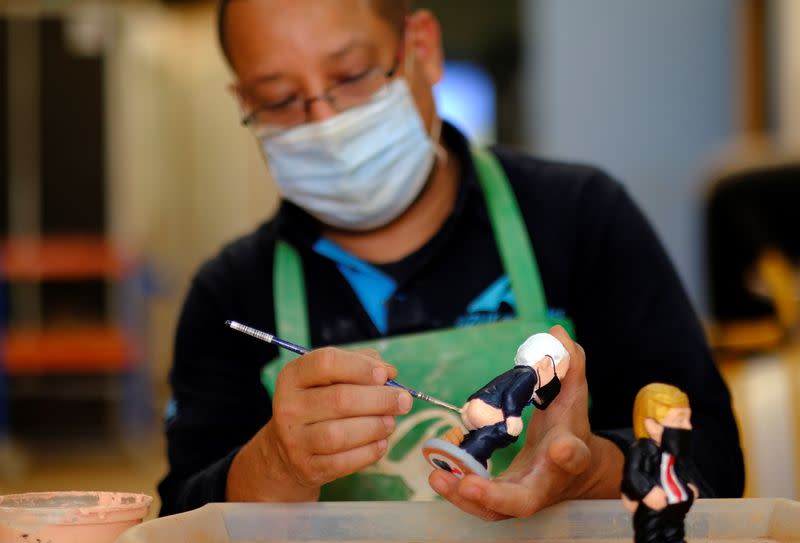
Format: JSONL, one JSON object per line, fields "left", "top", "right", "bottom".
{"left": 514, "top": 333, "right": 569, "bottom": 368}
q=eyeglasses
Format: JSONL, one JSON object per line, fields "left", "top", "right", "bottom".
{"left": 238, "top": 56, "right": 400, "bottom": 133}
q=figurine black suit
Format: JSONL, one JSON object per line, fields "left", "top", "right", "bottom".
{"left": 621, "top": 383, "right": 699, "bottom": 543}
{"left": 622, "top": 436, "right": 697, "bottom": 543}
{"left": 423, "top": 333, "right": 570, "bottom": 479}
{"left": 458, "top": 365, "right": 538, "bottom": 466}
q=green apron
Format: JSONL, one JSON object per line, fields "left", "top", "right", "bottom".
{"left": 261, "top": 148, "right": 575, "bottom": 501}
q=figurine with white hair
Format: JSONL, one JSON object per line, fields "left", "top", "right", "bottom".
{"left": 422, "top": 333, "right": 570, "bottom": 479}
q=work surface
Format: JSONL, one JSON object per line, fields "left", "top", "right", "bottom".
{"left": 116, "top": 499, "right": 800, "bottom": 543}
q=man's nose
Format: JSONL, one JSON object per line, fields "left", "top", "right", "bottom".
{"left": 305, "top": 95, "right": 338, "bottom": 123}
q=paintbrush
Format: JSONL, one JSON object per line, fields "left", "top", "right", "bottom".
{"left": 226, "top": 320, "right": 461, "bottom": 413}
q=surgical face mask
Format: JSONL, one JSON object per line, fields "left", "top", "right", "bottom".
{"left": 258, "top": 78, "right": 438, "bottom": 231}
{"left": 660, "top": 427, "right": 692, "bottom": 457}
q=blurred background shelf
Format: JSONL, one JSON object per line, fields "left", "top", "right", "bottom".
{"left": 0, "top": 235, "right": 154, "bottom": 454}
{"left": 0, "top": 236, "right": 133, "bottom": 280}
{"left": 2, "top": 325, "right": 139, "bottom": 374}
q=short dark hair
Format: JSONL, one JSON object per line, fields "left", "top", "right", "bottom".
{"left": 217, "top": 0, "right": 410, "bottom": 66}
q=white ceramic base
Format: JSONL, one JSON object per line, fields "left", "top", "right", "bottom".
{"left": 422, "top": 438, "right": 490, "bottom": 479}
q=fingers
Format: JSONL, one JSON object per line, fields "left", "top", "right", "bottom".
{"left": 430, "top": 428, "right": 594, "bottom": 520}
{"left": 459, "top": 477, "right": 541, "bottom": 518}
{"left": 442, "top": 464, "right": 562, "bottom": 519}
{"left": 428, "top": 471, "right": 509, "bottom": 521}
{"left": 307, "top": 416, "right": 396, "bottom": 454}
{"left": 286, "top": 347, "right": 396, "bottom": 388}
{"left": 547, "top": 432, "right": 591, "bottom": 475}
{"left": 353, "top": 348, "right": 398, "bottom": 379}
{"left": 547, "top": 325, "right": 585, "bottom": 381}
{"left": 303, "top": 384, "right": 412, "bottom": 421}
{"left": 266, "top": 346, "right": 410, "bottom": 490}
{"left": 353, "top": 348, "right": 382, "bottom": 359}
{"left": 306, "top": 439, "right": 390, "bottom": 486}
{"left": 430, "top": 471, "right": 547, "bottom": 519}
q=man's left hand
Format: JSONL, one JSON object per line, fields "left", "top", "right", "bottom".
{"left": 428, "top": 325, "right": 625, "bottom": 520}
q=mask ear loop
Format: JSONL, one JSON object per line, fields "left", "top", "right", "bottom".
{"left": 430, "top": 114, "right": 447, "bottom": 165}
{"left": 533, "top": 355, "right": 557, "bottom": 399}
{"left": 403, "top": 20, "right": 447, "bottom": 166}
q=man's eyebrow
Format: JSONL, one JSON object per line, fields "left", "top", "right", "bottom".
{"left": 239, "top": 72, "right": 284, "bottom": 90}
{"left": 241, "top": 39, "right": 371, "bottom": 88}
{"left": 326, "top": 38, "right": 371, "bottom": 61}
{"left": 244, "top": 73, "right": 283, "bottom": 87}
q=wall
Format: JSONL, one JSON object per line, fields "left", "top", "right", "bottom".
{"left": 776, "top": 0, "right": 800, "bottom": 148}
{"left": 523, "top": 0, "right": 736, "bottom": 313}
{"left": 104, "top": 3, "right": 279, "bottom": 394}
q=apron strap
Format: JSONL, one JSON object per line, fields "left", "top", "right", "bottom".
{"left": 273, "top": 239, "right": 311, "bottom": 362}
{"left": 273, "top": 147, "right": 551, "bottom": 348}
{"left": 470, "top": 147, "right": 549, "bottom": 323}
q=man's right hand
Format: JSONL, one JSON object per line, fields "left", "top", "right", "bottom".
{"left": 226, "top": 347, "right": 412, "bottom": 502}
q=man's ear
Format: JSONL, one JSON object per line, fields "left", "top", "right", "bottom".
{"left": 404, "top": 9, "right": 444, "bottom": 85}
{"left": 644, "top": 418, "right": 663, "bottom": 443}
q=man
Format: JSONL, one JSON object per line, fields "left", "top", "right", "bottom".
{"left": 621, "top": 383, "right": 699, "bottom": 543}
{"left": 158, "top": 0, "right": 743, "bottom": 520}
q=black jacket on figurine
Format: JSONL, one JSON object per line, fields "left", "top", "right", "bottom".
{"left": 459, "top": 366, "right": 538, "bottom": 466}
{"left": 467, "top": 366, "right": 537, "bottom": 419}
{"left": 622, "top": 438, "right": 698, "bottom": 543}
{"left": 622, "top": 438, "right": 698, "bottom": 501}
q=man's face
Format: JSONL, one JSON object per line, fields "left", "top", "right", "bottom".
{"left": 225, "top": 0, "right": 441, "bottom": 130}
{"left": 644, "top": 406, "right": 692, "bottom": 445}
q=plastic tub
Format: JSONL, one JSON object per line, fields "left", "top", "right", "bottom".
{"left": 0, "top": 491, "right": 152, "bottom": 543}
{"left": 115, "top": 498, "right": 800, "bottom": 542}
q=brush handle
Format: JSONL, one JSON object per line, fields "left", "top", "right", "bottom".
{"left": 226, "top": 320, "right": 461, "bottom": 413}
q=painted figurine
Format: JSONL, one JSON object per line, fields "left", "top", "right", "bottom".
{"left": 422, "top": 333, "right": 570, "bottom": 479}
{"left": 621, "top": 383, "right": 699, "bottom": 543}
